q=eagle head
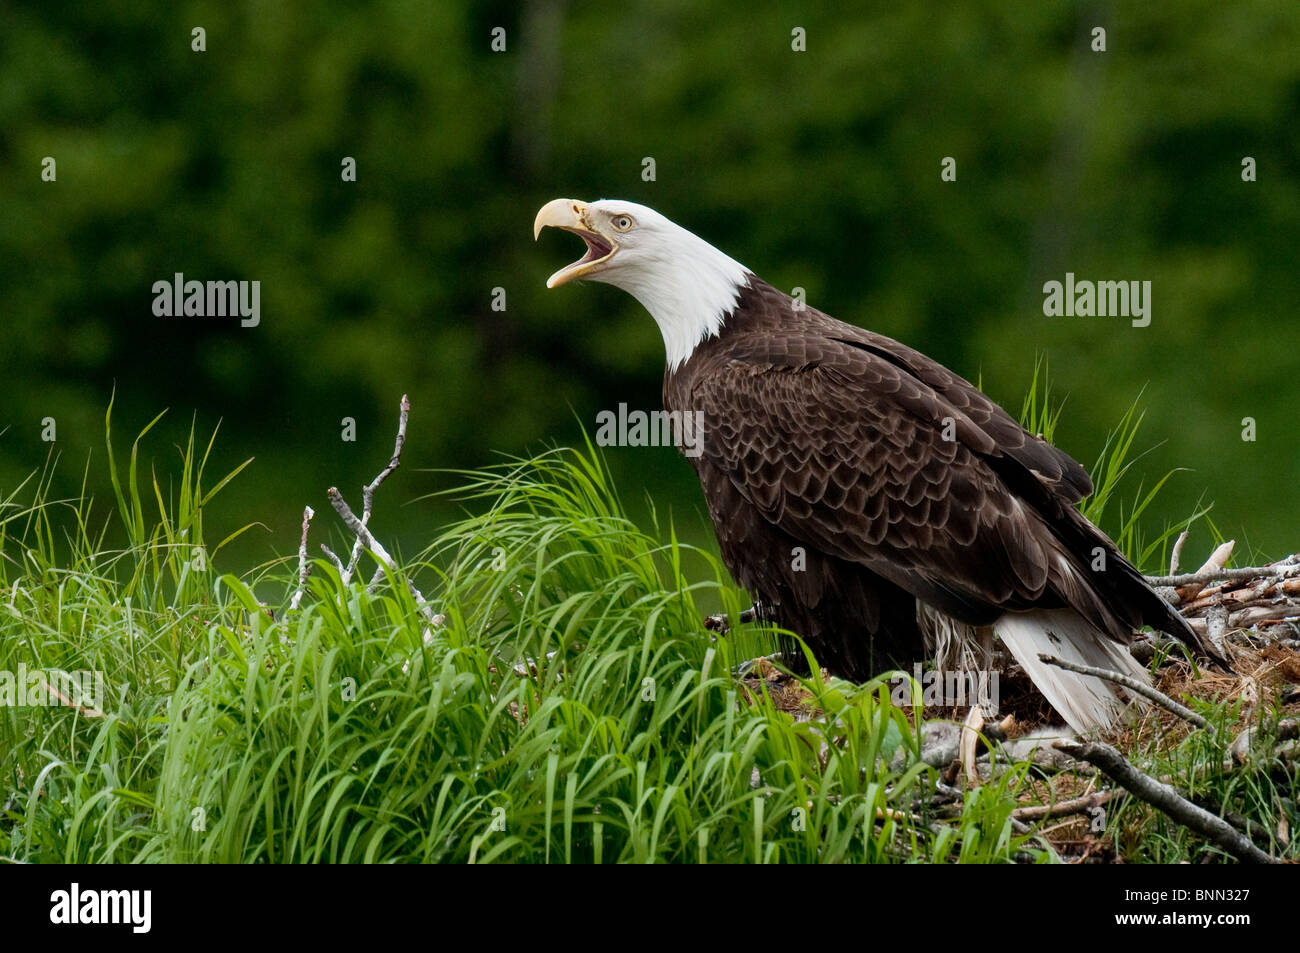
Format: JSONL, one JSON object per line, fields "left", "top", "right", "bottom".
{"left": 533, "top": 198, "right": 752, "bottom": 367}
{"left": 533, "top": 198, "right": 637, "bottom": 289}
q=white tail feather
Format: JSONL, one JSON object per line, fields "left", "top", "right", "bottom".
{"left": 995, "top": 609, "right": 1149, "bottom": 734}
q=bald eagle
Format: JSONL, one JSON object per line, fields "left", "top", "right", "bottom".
{"left": 534, "top": 198, "right": 1214, "bottom": 733}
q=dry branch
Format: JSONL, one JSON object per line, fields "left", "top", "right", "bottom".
{"left": 291, "top": 395, "right": 445, "bottom": 639}
{"left": 960, "top": 705, "right": 983, "bottom": 786}
{"left": 1144, "top": 543, "right": 1300, "bottom": 655}
{"left": 1186, "top": 604, "right": 1300, "bottom": 635}
{"left": 289, "top": 505, "right": 314, "bottom": 611}
{"left": 1052, "top": 739, "right": 1282, "bottom": 864}
{"left": 319, "top": 544, "right": 345, "bottom": 574}
{"left": 1181, "top": 576, "right": 1300, "bottom": 613}
{"left": 1168, "top": 530, "right": 1189, "bottom": 576}
{"left": 1011, "top": 789, "right": 1114, "bottom": 823}
{"left": 365, "top": 394, "right": 409, "bottom": 520}
{"left": 343, "top": 394, "right": 411, "bottom": 584}
{"left": 1038, "top": 653, "right": 1213, "bottom": 732}
{"left": 1147, "top": 553, "right": 1300, "bottom": 590}
{"left": 327, "top": 486, "right": 443, "bottom": 631}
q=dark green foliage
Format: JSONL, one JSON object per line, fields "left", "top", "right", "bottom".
{"left": 1, "top": 1, "right": 1297, "bottom": 567}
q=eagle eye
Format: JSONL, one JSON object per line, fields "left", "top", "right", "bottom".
{"left": 610, "top": 214, "right": 634, "bottom": 232}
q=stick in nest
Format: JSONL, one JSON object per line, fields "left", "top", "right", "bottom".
{"left": 1168, "top": 530, "right": 1189, "bottom": 576}
{"left": 1052, "top": 739, "right": 1282, "bottom": 864}
{"left": 1011, "top": 789, "right": 1114, "bottom": 823}
{"left": 1037, "top": 653, "right": 1213, "bottom": 733}
{"left": 1148, "top": 552, "right": 1300, "bottom": 590}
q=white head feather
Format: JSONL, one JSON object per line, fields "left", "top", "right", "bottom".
{"left": 577, "top": 200, "right": 752, "bottom": 369}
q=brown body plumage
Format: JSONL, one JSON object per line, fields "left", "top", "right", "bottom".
{"left": 665, "top": 276, "right": 1207, "bottom": 679}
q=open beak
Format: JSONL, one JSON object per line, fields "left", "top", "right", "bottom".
{"left": 533, "top": 198, "right": 618, "bottom": 288}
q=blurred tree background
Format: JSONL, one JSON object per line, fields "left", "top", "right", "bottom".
{"left": 2, "top": 0, "right": 1298, "bottom": 576}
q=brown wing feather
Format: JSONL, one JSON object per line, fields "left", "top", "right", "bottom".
{"left": 826, "top": 328, "right": 1095, "bottom": 503}
{"left": 723, "top": 278, "right": 1094, "bottom": 503}
{"left": 664, "top": 277, "right": 1210, "bottom": 662}
{"left": 678, "top": 325, "right": 1209, "bottom": 659}
{"left": 689, "top": 338, "right": 1066, "bottom": 625}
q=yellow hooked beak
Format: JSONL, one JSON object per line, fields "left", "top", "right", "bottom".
{"left": 533, "top": 198, "right": 618, "bottom": 288}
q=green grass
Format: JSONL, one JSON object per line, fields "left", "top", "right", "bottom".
{"left": 0, "top": 392, "right": 1293, "bottom": 863}
{"left": 1107, "top": 704, "right": 1298, "bottom": 863}
{"left": 0, "top": 420, "right": 1035, "bottom": 862}
{"left": 1017, "top": 357, "right": 1213, "bottom": 572}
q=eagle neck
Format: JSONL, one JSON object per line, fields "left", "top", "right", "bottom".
{"left": 606, "top": 237, "right": 753, "bottom": 370}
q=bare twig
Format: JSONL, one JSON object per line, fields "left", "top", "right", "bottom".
{"left": 365, "top": 394, "right": 409, "bottom": 519}
{"left": 289, "top": 506, "right": 315, "bottom": 611}
{"left": 327, "top": 488, "right": 399, "bottom": 571}
{"left": 1147, "top": 552, "right": 1299, "bottom": 589}
{"left": 343, "top": 395, "right": 411, "bottom": 583}
{"left": 1205, "top": 604, "right": 1229, "bottom": 659}
{"left": 1162, "top": 541, "right": 1237, "bottom": 606}
{"left": 319, "top": 544, "right": 345, "bottom": 574}
{"left": 1038, "top": 653, "right": 1213, "bottom": 733}
{"left": 290, "top": 395, "right": 445, "bottom": 647}
{"left": 1196, "top": 540, "right": 1236, "bottom": 578}
{"left": 1187, "top": 604, "right": 1300, "bottom": 635}
{"left": 1052, "top": 740, "right": 1282, "bottom": 864}
{"left": 1012, "top": 789, "right": 1114, "bottom": 823}
{"left": 1180, "top": 576, "right": 1300, "bottom": 613}
{"left": 1169, "top": 530, "right": 1189, "bottom": 576}
{"left": 342, "top": 547, "right": 362, "bottom": 585}
{"left": 328, "top": 487, "right": 443, "bottom": 631}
